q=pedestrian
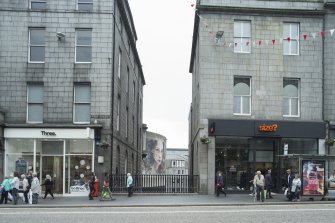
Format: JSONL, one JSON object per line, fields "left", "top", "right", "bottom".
{"left": 291, "top": 173, "right": 301, "bottom": 202}
{"left": 11, "top": 171, "right": 20, "bottom": 205}
{"left": 285, "top": 169, "right": 294, "bottom": 201}
{"left": 127, "top": 173, "right": 133, "bottom": 197}
{"left": 249, "top": 171, "right": 257, "bottom": 197}
{"left": 30, "top": 173, "right": 40, "bottom": 204}
{"left": 265, "top": 169, "right": 273, "bottom": 199}
{"left": 21, "top": 174, "right": 29, "bottom": 204}
{"left": 0, "top": 176, "right": 11, "bottom": 204}
{"left": 88, "top": 173, "right": 96, "bottom": 200}
{"left": 41, "top": 174, "right": 54, "bottom": 199}
{"left": 216, "top": 171, "right": 226, "bottom": 197}
{"left": 26, "top": 171, "right": 33, "bottom": 204}
{"left": 328, "top": 170, "right": 335, "bottom": 188}
{"left": 253, "top": 171, "right": 265, "bottom": 202}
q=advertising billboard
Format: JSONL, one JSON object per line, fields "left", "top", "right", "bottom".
{"left": 142, "top": 138, "right": 166, "bottom": 174}
{"left": 302, "top": 160, "right": 325, "bottom": 196}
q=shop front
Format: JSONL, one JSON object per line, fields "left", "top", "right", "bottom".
{"left": 209, "top": 119, "right": 326, "bottom": 193}
{"left": 4, "top": 127, "right": 95, "bottom": 196}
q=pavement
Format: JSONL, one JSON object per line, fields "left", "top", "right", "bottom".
{"left": 1, "top": 192, "right": 335, "bottom": 208}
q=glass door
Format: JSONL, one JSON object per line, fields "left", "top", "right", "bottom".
{"left": 40, "top": 141, "right": 64, "bottom": 194}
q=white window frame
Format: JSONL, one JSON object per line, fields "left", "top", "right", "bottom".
{"left": 27, "top": 83, "right": 44, "bottom": 123}
{"left": 73, "top": 83, "right": 91, "bottom": 124}
{"left": 117, "top": 49, "right": 122, "bottom": 79}
{"left": 75, "top": 29, "right": 92, "bottom": 63}
{"left": 283, "top": 23, "right": 299, "bottom": 55}
{"left": 283, "top": 78, "right": 300, "bottom": 117}
{"left": 125, "top": 107, "right": 128, "bottom": 138}
{"left": 133, "top": 81, "right": 136, "bottom": 104}
{"left": 77, "top": 0, "right": 93, "bottom": 11}
{"left": 28, "top": 28, "right": 45, "bottom": 63}
{"left": 233, "top": 76, "right": 251, "bottom": 115}
{"left": 126, "top": 66, "right": 129, "bottom": 93}
{"left": 234, "top": 20, "right": 251, "bottom": 54}
{"left": 117, "top": 96, "right": 121, "bottom": 131}
{"left": 30, "top": 0, "right": 47, "bottom": 10}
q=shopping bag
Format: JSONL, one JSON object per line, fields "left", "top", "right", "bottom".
{"left": 28, "top": 189, "right": 33, "bottom": 204}
{"left": 284, "top": 188, "right": 288, "bottom": 196}
{"left": 263, "top": 189, "right": 267, "bottom": 199}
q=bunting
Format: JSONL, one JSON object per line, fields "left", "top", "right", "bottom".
{"left": 190, "top": 2, "right": 335, "bottom": 49}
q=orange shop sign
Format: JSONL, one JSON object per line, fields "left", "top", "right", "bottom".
{"left": 258, "top": 124, "right": 278, "bottom": 132}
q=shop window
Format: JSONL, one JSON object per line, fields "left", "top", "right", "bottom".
{"left": 233, "top": 77, "right": 251, "bottom": 115}
{"left": 234, "top": 20, "right": 251, "bottom": 53}
{"left": 283, "top": 23, "right": 299, "bottom": 55}
{"left": 281, "top": 138, "right": 317, "bottom": 155}
{"left": 5, "top": 139, "right": 35, "bottom": 176}
{"left": 27, "top": 83, "right": 44, "bottom": 123}
{"left": 29, "top": 28, "right": 45, "bottom": 63}
{"left": 283, "top": 78, "right": 300, "bottom": 117}
{"left": 73, "top": 83, "right": 91, "bottom": 123}
{"left": 75, "top": 29, "right": 92, "bottom": 63}
{"left": 30, "top": 1, "right": 47, "bottom": 10}
{"left": 77, "top": 0, "right": 93, "bottom": 11}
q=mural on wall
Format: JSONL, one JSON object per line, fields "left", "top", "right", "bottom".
{"left": 142, "top": 138, "right": 166, "bottom": 174}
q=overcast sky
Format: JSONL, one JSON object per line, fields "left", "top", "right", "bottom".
{"left": 128, "top": 0, "right": 195, "bottom": 148}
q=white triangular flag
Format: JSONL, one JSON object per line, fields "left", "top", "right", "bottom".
{"left": 279, "top": 38, "right": 283, "bottom": 44}
{"left": 330, "top": 29, "right": 335, "bottom": 37}
{"left": 312, "top": 33, "right": 317, "bottom": 39}
{"left": 228, "top": 43, "right": 232, "bottom": 48}
{"left": 265, "top": 40, "right": 269, "bottom": 45}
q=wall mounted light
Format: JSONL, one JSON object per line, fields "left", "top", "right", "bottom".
{"left": 216, "top": 31, "right": 224, "bottom": 43}
{"left": 56, "top": 32, "right": 65, "bottom": 41}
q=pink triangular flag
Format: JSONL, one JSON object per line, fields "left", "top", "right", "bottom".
{"left": 303, "top": 34, "right": 307, "bottom": 41}
{"left": 321, "top": 31, "right": 325, "bottom": 38}
{"left": 272, "top": 39, "right": 276, "bottom": 45}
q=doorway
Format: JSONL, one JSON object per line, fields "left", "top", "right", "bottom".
{"left": 40, "top": 141, "right": 64, "bottom": 194}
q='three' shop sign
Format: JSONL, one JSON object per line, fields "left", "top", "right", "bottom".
{"left": 258, "top": 124, "right": 278, "bottom": 132}
{"left": 41, "top": 131, "right": 56, "bottom": 136}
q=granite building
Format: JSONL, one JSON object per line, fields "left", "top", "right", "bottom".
{"left": 0, "top": 0, "right": 145, "bottom": 195}
{"left": 189, "top": 0, "right": 335, "bottom": 194}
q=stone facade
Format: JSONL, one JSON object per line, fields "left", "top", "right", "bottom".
{"left": 0, "top": 0, "right": 145, "bottom": 178}
{"left": 189, "top": 0, "right": 335, "bottom": 194}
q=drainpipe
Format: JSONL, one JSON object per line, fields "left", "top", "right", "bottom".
{"left": 110, "top": 0, "right": 117, "bottom": 174}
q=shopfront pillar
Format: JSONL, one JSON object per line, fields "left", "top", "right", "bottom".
{"left": 207, "top": 136, "right": 216, "bottom": 195}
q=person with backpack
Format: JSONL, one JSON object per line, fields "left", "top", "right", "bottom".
{"left": 216, "top": 171, "right": 226, "bottom": 197}
{"left": 0, "top": 176, "right": 12, "bottom": 204}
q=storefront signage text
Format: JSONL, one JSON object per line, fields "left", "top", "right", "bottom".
{"left": 258, "top": 124, "right": 278, "bottom": 132}
{"left": 41, "top": 131, "right": 56, "bottom": 136}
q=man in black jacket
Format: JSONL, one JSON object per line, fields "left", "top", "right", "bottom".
{"left": 265, "top": 169, "right": 273, "bottom": 199}
{"left": 286, "top": 169, "right": 294, "bottom": 201}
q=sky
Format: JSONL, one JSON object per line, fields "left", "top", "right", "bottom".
{"left": 128, "top": 0, "right": 195, "bottom": 148}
